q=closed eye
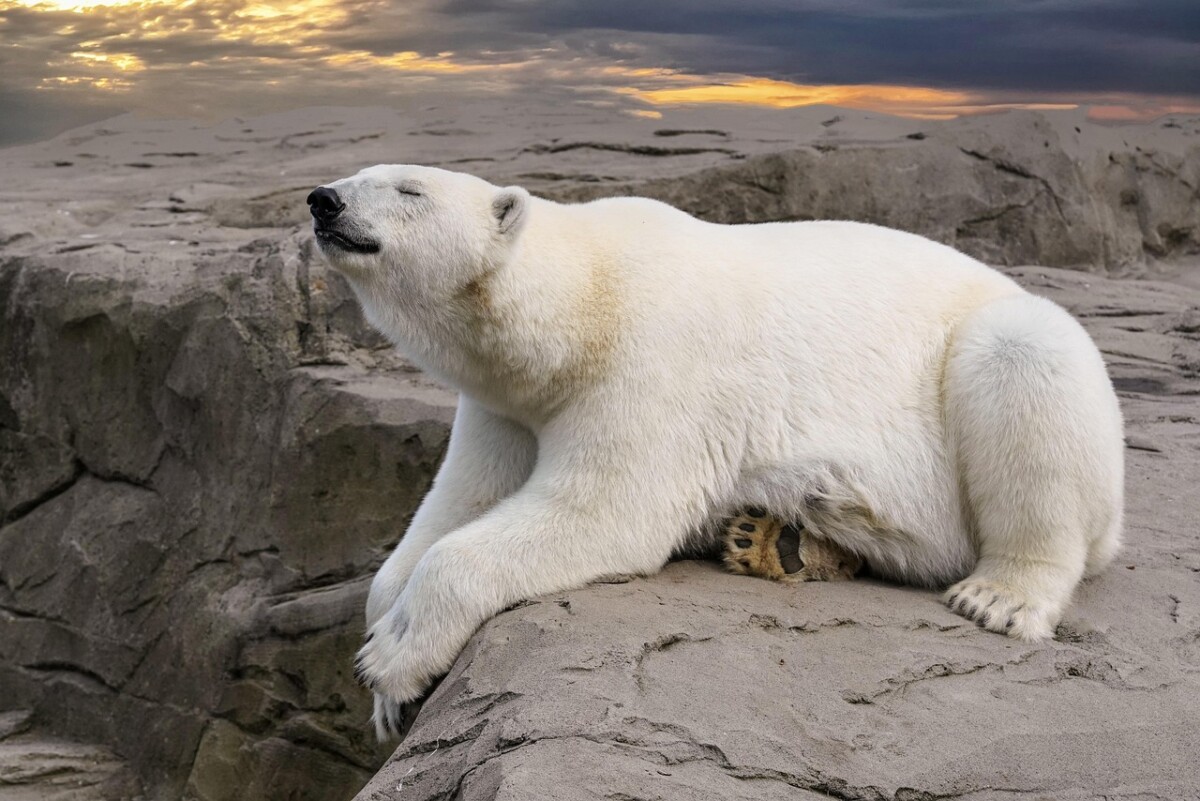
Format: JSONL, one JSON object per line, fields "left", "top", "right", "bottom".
{"left": 397, "top": 184, "right": 423, "bottom": 197}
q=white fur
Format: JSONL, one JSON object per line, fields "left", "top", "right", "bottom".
{"left": 313, "top": 165, "right": 1124, "bottom": 737}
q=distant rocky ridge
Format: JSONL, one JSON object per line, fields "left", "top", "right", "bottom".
{"left": 549, "top": 125, "right": 1200, "bottom": 271}
{"left": 0, "top": 103, "right": 1198, "bottom": 801}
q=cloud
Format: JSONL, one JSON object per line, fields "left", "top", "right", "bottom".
{"left": 0, "top": 0, "right": 1196, "bottom": 146}
{"left": 437, "top": 0, "right": 1200, "bottom": 96}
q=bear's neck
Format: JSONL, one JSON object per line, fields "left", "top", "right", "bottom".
{"left": 359, "top": 217, "right": 619, "bottom": 428}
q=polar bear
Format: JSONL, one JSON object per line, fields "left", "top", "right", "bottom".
{"left": 307, "top": 165, "right": 1124, "bottom": 738}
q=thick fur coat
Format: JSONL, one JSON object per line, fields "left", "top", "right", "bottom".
{"left": 309, "top": 165, "right": 1125, "bottom": 738}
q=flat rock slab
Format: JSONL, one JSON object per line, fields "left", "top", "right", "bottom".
{"left": 0, "top": 712, "right": 142, "bottom": 801}
{"left": 358, "top": 267, "right": 1200, "bottom": 801}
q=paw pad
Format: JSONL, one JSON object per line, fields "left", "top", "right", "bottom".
{"left": 723, "top": 509, "right": 863, "bottom": 583}
{"left": 776, "top": 524, "right": 804, "bottom": 574}
{"left": 722, "top": 513, "right": 794, "bottom": 581}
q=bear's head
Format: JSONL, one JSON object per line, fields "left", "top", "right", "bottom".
{"left": 307, "top": 165, "right": 529, "bottom": 300}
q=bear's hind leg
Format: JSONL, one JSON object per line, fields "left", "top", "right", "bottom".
{"left": 723, "top": 510, "right": 862, "bottom": 583}
{"left": 943, "top": 294, "right": 1124, "bottom": 641}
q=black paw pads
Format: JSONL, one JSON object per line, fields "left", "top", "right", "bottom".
{"left": 745, "top": 507, "right": 766, "bottom": 518}
{"left": 734, "top": 538, "right": 753, "bottom": 548}
{"left": 777, "top": 524, "right": 804, "bottom": 574}
{"left": 738, "top": 522, "right": 756, "bottom": 532}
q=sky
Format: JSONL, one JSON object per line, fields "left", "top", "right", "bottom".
{"left": 1, "top": 0, "right": 1198, "bottom": 146}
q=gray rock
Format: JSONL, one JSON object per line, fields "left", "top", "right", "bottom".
{"left": 0, "top": 709, "right": 33, "bottom": 740}
{"left": 0, "top": 223, "right": 454, "bottom": 799}
{"left": 0, "top": 726, "right": 143, "bottom": 801}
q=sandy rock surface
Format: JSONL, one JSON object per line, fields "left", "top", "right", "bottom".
{"left": 0, "top": 103, "right": 1197, "bottom": 801}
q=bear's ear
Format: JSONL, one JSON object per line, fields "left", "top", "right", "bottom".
{"left": 492, "top": 186, "right": 529, "bottom": 237}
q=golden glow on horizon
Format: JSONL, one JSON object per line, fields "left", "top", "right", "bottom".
{"left": 211, "top": 0, "right": 354, "bottom": 46}
{"left": 69, "top": 50, "right": 144, "bottom": 71}
{"left": 40, "top": 74, "right": 133, "bottom": 90}
{"left": 10, "top": 0, "right": 172, "bottom": 9}
{"left": 322, "top": 50, "right": 503, "bottom": 75}
{"left": 618, "top": 75, "right": 980, "bottom": 116}
{"left": 1088, "top": 102, "right": 1200, "bottom": 121}
{"left": 35, "top": 45, "right": 145, "bottom": 91}
{"left": 8, "top": 0, "right": 357, "bottom": 46}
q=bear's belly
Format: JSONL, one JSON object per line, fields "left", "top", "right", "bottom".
{"left": 738, "top": 433, "right": 973, "bottom": 587}
{"left": 729, "top": 345, "right": 974, "bottom": 587}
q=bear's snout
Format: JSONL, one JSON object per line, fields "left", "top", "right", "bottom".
{"left": 307, "top": 186, "right": 345, "bottom": 222}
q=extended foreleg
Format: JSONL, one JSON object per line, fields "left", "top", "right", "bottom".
{"left": 357, "top": 417, "right": 704, "bottom": 710}
{"left": 365, "top": 396, "right": 535, "bottom": 736}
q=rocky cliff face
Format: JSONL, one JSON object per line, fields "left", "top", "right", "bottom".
{"left": 0, "top": 104, "right": 1197, "bottom": 801}
{"left": 0, "top": 225, "right": 455, "bottom": 798}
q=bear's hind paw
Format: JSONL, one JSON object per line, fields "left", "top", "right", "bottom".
{"left": 722, "top": 510, "right": 861, "bottom": 583}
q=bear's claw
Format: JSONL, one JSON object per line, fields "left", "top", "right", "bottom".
{"left": 942, "top": 575, "right": 1055, "bottom": 641}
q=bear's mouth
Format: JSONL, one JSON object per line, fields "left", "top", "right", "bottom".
{"left": 313, "top": 225, "right": 380, "bottom": 255}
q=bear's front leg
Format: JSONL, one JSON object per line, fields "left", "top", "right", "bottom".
{"left": 364, "top": 397, "right": 536, "bottom": 737}
{"left": 355, "top": 452, "right": 693, "bottom": 715}
{"left": 365, "top": 397, "right": 536, "bottom": 627}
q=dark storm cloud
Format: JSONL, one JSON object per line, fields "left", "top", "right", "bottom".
{"left": 430, "top": 0, "right": 1200, "bottom": 96}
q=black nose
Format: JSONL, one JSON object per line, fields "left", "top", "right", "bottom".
{"left": 307, "top": 186, "right": 344, "bottom": 221}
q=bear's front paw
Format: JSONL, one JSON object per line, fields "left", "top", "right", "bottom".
{"left": 723, "top": 510, "right": 861, "bottom": 583}
{"left": 354, "top": 609, "right": 434, "bottom": 710}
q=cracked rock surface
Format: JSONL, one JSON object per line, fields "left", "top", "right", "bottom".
{"left": 0, "top": 102, "right": 1198, "bottom": 800}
